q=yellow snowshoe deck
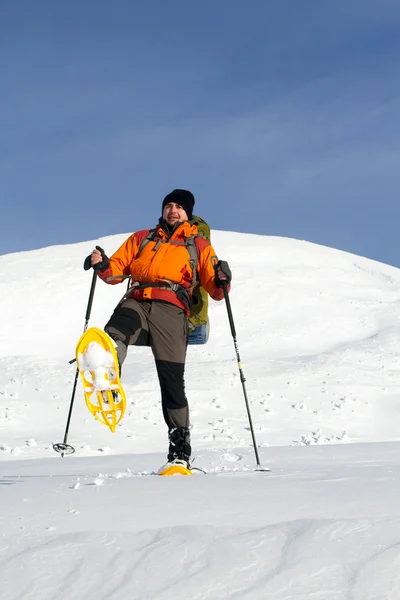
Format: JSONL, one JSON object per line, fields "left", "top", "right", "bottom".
{"left": 76, "top": 327, "right": 126, "bottom": 432}
{"left": 159, "top": 463, "right": 193, "bottom": 476}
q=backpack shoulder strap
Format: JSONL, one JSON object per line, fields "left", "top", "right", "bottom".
{"left": 186, "top": 235, "right": 200, "bottom": 289}
{"left": 136, "top": 229, "right": 157, "bottom": 259}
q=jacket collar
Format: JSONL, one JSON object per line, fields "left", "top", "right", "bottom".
{"left": 156, "top": 219, "right": 198, "bottom": 240}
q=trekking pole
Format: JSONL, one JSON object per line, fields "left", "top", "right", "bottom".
{"left": 222, "top": 281, "right": 267, "bottom": 471}
{"left": 53, "top": 266, "right": 99, "bottom": 457}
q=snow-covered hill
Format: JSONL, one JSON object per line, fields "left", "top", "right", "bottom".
{"left": 1, "top": 231, "right": 400, "bottom": 599}
{"left": 1, "top": 230, "right": 400, "bottom": 457}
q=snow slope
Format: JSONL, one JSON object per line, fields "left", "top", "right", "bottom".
{"left": 1, "top": 231, "right": 400, "bottom": 599}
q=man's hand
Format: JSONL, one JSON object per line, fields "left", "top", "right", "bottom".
{"left": 83, "top": 246, "right": 110, "bottom": 271}
{"left": 216, "top": 265, "right": 228, "bottom": 281}
{"left": 90, "top": 248, "right": 103, "bottom": 266}
{"left": 214, "top": 260, "right": 232, "bottom": 287}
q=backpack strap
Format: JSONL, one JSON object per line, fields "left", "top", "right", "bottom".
{"left": 137, "top": 229, "right": 158, "bottom": 256}
{"left": 126, "top": 229, "right": 158, "bottom": 291}
{"left": 185, "top": 235, "right": 199, "bottom": 289}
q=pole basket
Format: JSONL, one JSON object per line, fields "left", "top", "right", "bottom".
{"left": 53, "top": 442, "right": 75, "bottom": 455}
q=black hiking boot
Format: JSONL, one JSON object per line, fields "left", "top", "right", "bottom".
{"left": 100, "top": 390, "right": 119, "bottom": 404}
{"left": 111, "top": 390, "right": 120, "bottom": 403}
{"left": 167, "top": 427, "right": 191, "bottom": 468}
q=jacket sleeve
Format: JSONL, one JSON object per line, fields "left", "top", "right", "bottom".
{"left": 98, "top": 233, "right": 138, "bottom": 285}
{"left": 196, "top": 238, "right": 231, "bottom": 301}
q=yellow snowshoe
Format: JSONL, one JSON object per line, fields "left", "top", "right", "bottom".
{"left": 159, "top": 461, "right": 193, "bottom": 476}
{"left": 76, "top": 327, "right": 126, "bottom": 432}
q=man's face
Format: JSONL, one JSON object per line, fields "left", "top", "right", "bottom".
{"left": 162, "top": 202, "right": 188, "bottom": 226}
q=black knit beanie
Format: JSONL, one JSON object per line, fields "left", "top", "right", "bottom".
{"left": 162, "top": 189, "right": 195, "bottom": 220}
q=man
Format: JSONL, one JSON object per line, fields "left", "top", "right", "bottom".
{"left": 85, "top": 189, "right": 231, "bottom": 467}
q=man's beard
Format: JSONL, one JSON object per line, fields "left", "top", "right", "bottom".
{"left": 159, "top": 217, "right": 182, "bottom": 236}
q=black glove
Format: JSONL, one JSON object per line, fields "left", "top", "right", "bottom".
{"left": 83, "top": 246, "right": 110, "bottom": 272}
{"left": 214, "top": 260, "right": 232, "bottom": 287}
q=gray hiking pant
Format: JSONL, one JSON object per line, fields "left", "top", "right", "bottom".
{"left": 105, "top": 299, "right": 189, "bottom": 430}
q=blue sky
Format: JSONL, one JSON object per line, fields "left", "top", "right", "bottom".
{"left": 1, "top": 0, "right": 400, "bottom": 267}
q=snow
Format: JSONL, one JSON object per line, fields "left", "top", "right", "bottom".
{"left": 1, "top": 230, "right": 400, "bottom": 599}
{"left": 77, "top": 341, "right": 117, "bottom": 391}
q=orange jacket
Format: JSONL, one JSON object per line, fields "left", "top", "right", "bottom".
{"left": 98, "top": 221, "right": 229, "bottom": 313}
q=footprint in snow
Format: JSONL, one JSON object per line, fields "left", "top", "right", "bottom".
{"left": 210, "top": 418, "right": 229, "bottom": 430}
{"left": 254, "top": 423, "right": 266, "bottom": 432}
{"left": 221, "top": 453, "right": 242, "bottom": 462}
{"left": 91, "top": 477, "right": 105, "bottom": 486}
{"left": 292, "top": 402, "right": 306, "bottom": 412}
{"left": 211, "top": 397, "right": 224, "bottom": 409}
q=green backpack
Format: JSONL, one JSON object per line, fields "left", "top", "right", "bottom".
{"left": 187, "top": 216, "right": 210, "bottom": 344}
